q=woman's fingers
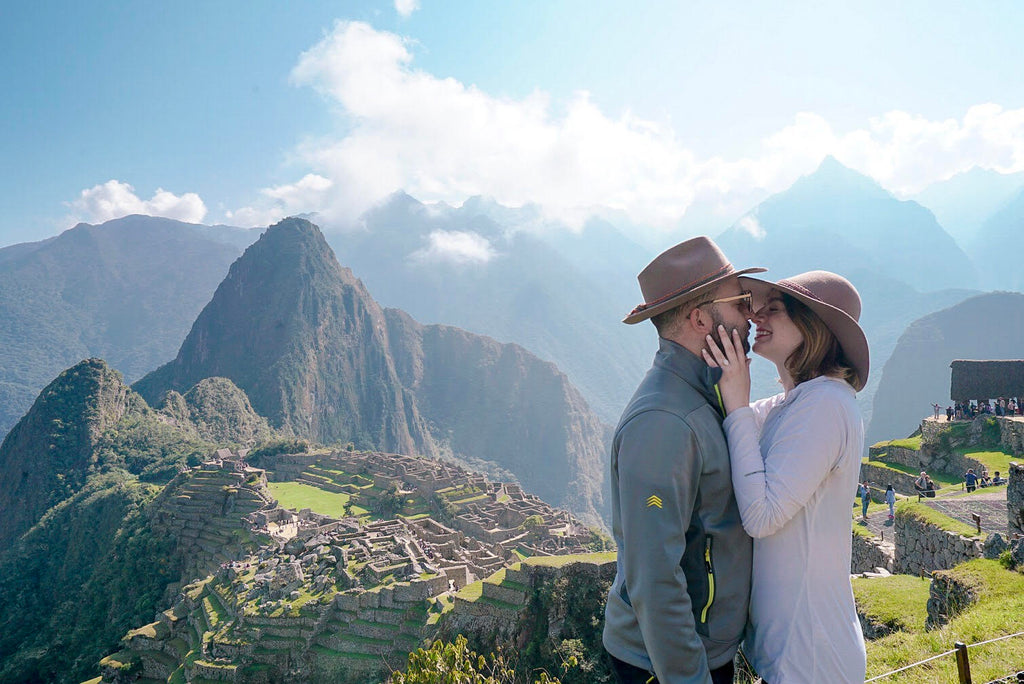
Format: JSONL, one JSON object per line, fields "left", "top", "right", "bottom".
{"left": 704, "top": 334, "right": 728, "bottom": 366}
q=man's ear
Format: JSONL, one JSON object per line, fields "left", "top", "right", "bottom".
{"left": 687, "top": 306, "right": 711, "bottom": 334}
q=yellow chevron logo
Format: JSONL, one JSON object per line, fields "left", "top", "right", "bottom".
{"left": 646, "top": 495, "right": 662, "bottom": 509}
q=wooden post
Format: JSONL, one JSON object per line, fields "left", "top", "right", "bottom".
{"left": 971, "top": 513, "right": 981, "bottom": 534}
{"left": 955, "top": 641, "right": 971, "bottom": 684}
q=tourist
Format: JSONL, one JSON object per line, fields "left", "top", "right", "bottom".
{"left": 946, "top": 406, "right": 953, "bottom": 421}
{"left": 992, "top": 471, "right": 1006, "bottom": 485}
{"left": 925, "top": 477, "right": 937, "bottom": 497}
{"left": 603, "top": 237, "right": 759, "bottom": 684}
{"left": 914, "top": 471, "right": 928, "bottom": 494}
{"left": 858, "top": 481, "right": 870, "bottom": 520}
{"left": 932, "top": 403, "right": 941, "bottom": 419}
{"left": 705, "top": 269, "right": 869, "bottom": 683}
{"left": 980, "top": 469, "right": 991, "bottom": 487}
{"left": 964, "top": 468, "right": 978, "bottom": 493}
{"left": 885, "top": 485, "right": 896, "bottom": 520}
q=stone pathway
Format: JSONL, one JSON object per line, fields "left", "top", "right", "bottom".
{"left": 923, "top": 489, "right": 1009, "bottom": 535}
{"left": 855, "top": 489, "right": 1009, "bottom": 539}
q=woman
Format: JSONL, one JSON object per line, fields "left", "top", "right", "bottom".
{"left": 702, "top": 270, "right": 869, "bottom": 684}
{"left": 885, "top": 485, "right": 896, "bottom": 520}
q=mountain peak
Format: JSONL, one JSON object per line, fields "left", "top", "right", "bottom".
{"left": 0, "top": 358, "right": 133, "bottom": 546}
{"left": 799, "top": 155, "right": 890, "bottom": 198}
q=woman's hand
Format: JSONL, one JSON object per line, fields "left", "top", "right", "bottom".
{"left": 702, "top": 325, "right": 751, "bottom": 415}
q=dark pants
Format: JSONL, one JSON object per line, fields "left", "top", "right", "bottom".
{"left": 609, "top": 653, "right": 735, "bottom": 684}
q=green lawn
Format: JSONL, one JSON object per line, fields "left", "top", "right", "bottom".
{"left": 864, "top": 560, "right": 1024, "bottom": 683}
{"left": 852, "top": 574, "right": 931, "bottom": 634}
{"left": 267, "top": 481, "right": 369, "bottom": 517}
{"left": 958, "top": 449, "right": 1016, "bottom": 476}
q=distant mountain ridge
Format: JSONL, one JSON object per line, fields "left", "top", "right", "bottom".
{"left": 909, "top": 166, "right": 1024, "bottom": 248}
{"left": 136, "top": 218, "right": 609, "bottom": 524}
{"left": 717, "top": 156, "right": 978, "bottom": 293}
{"left": 0, "top": 215, "right": 256, "bottom": 437}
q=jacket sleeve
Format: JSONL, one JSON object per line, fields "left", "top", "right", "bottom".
{"left": 615, "top": 409, "right": 713, "bottom": 684}
{"left": 722, "top": 391, "right": 849, "bottom": 538}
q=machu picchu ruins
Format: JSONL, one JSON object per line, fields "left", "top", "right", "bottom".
{"left": 97, "top": 446, "right": 608, "bottom": 682}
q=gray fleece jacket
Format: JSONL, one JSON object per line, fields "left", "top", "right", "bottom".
{"left": 603, "top": 337, "right": 752, "bottom": 683}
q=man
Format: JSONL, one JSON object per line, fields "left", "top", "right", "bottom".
{"left": 914, "top": 471, "right": 928, "bottom": 494}
{"left": 603, "top": 237, "right": 761, "bottom": 684}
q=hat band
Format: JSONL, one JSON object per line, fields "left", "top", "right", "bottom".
{"left": 776, "top": 279, "right": 823, "bottom": 303}
{"left": 629, "top": 264, "right": 734, "bottom": 316}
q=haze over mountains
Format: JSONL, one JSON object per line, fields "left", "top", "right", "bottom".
{"left": 1, "top": 155, "right": 1022, "bottom": 459}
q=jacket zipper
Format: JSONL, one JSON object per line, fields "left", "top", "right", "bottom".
{"left": 700, "top": 536, "right": 715, "bottom": 624}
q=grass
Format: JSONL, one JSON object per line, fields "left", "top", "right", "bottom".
{"left": 864, "top": 559, "right": 1024, "bottom": 683}
{"left": 852, "top": 574, "right": 931, "bottom": 633}
{"left": 957, "top": 449, "right": 1016, "bottom": 475}
{"left": 521, "top": 551, "right": 616, "bottom": 568}
{"left": 897, "top": 501, "right": 985, "bottom": 539}
{"left": 267, "top": 481, "right": 368, "bottom": 517}
{"left": 872, "top": 435, "right": 923, "bottom": 450}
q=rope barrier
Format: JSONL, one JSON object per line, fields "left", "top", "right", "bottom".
{"left": 864, "top": 631, "right": 1024, "bottom": 682}
{"left": 864, "top": 648, "right": 958, "bottom": 682}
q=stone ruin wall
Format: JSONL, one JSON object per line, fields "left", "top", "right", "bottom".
{"left": 1009, "top": 462, "right": 1024, "bottom": 536}
{"left": 894, "top": 512, "right": 983, "bottom": 575}
{"left": 851, "top": 532, "right": 895, "bottom": 574}
{"left": 925, "top": 568, "right": 980, "bottom": 630}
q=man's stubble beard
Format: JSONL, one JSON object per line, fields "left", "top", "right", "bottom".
{"left": 709, "top": 306, "right": 751, "bottom": 354}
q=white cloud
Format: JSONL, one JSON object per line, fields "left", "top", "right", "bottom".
{"left": 69, "top": 180, "right": 206, "bottom": 224}
{"left": 223, "top": 21, "right": 1024, "bottom": 236}
{"left": 737, "top": 215, "right": 766, "bottom": 241}
{"left": 394, "top": 0, "right": 419, "bottom": 18}
{"left": 225, "top": 174, "right": 333, "bottom": 227}
{"left": 410, "top": 230, "right": 497, "bottom": 265}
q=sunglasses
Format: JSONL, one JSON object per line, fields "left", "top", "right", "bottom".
{"left": 709, "top": 290, "right": 753, "bottom": 314}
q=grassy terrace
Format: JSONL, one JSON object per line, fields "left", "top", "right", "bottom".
{"left": 871, "top": 435, "right": 924, "bottom": 451}
{"left": 267, "top": 481, "right": 369, "bottom": 517}
{"left": 864, "top": 560, "right": 1024, "bottom": 683}
{"left": 897, "top": 501, "right": 985, "bottom": 539}
{"left": 853, "top": 574, "right": 931, "bottom": 633}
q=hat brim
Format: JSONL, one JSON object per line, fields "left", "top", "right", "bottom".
{"left": 623, "top": 267, "right": 767, "bottom": 324}
{"left": 739, "top": 275, "right": 870, "bottom": 391}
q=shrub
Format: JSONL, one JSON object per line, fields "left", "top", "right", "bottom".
{"left": 389, "top": 635, "right": 561, "bottom": 683}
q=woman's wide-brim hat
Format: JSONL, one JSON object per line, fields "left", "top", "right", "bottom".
{"left": 623, "top": 236, "right": 766, "bottom": 324}
{"left": 739, "top": 270, "right": 870, "bottom": 391}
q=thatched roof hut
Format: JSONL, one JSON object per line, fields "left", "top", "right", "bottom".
{"left": 950, "top": 360, "right": 1024, "bottom": 401}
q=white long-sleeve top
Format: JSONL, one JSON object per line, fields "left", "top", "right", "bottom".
{"left": 722, "top": 375, "right": 866, "bottom": 684}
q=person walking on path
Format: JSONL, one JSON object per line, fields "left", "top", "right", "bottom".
{"left": 858, "top": 482, "right": 870, "bottom": 520}
{"left": 885, "top": 485, "right": 896, "bottom": 521}
{"left": 603, "top": 237, "right": 761, "bottom": 684}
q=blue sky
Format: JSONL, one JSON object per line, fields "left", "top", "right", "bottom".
{"left": 2, "top": 0, "right": 1024, "bottom": 246}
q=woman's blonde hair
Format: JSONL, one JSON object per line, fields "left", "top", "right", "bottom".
{"left": 783, "top": 293, "right": 859, "bottom": 389}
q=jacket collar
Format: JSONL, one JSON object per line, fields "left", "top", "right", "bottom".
{"left": 654, "top": 337, "right": 725, "bottom": 415}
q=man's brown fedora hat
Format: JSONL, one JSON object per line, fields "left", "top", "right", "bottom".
{"left": 740, "top": 270, "right": 870, "bottom": 391}
{"left": 623, "top": 236, "right": 766, "bottom": 324}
